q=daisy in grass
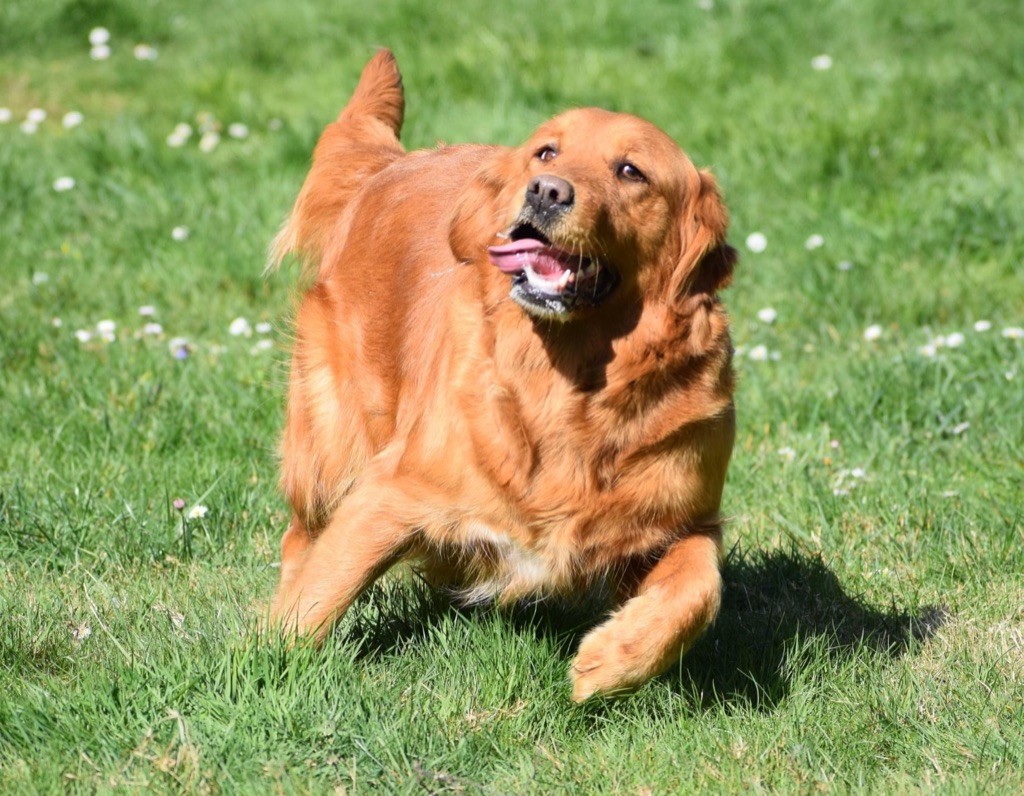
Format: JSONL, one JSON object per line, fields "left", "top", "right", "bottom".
{"left": 96, "top": 320, "right": 116, "bottom": 342}
{"left": 863, "top": 324, "right": 883, "bottom": 342}
{"left": 166, "top": 123, "right": 192, "bottom": 148}
{"left": 745, "top": 232, "right": 767, "bottom": 253}
{"left": 198, "top": 131, "right": 220, "bottom": 153}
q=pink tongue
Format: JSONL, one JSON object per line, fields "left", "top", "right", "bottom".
{"left": 487, "top": 238, "right": 548, "bottom": 274}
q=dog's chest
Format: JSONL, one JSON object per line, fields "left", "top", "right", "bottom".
{"left": 454, "top": 521, "right": 567, "bottom": 603}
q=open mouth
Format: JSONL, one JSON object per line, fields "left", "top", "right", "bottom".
{"left": 487, "top": 222, "right": 619, "bottom": 317}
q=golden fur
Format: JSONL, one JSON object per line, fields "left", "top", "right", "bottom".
{"left": 267, "top": 50, "right": 738, "bottom": 700}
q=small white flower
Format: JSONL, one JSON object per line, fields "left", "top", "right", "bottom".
{"left": 850, "top": 467, "right": 866, "bottom": 479}
{"left": 918, "top": 343, "right": 937, "bottom": 357}
{"left": 52, "top": 317, "right": 63, "bottom": 328}
{"left": 187, "top": 504, "right": 208, "bottom": 519}
{"left": 811, "top": 54, "right": 833, "bottom": 71}
{"left": 75, "top": 329, "right": 93, "bottom": 343}
{"left": 778, "top": 447, "right": 796, "bottom": 461}
{"left": 89, "top": 27, "right": 110, "bottom": 46}
{"left": 255, "top": 322, "right": 272, "bottom": 334}
{"left": 143, "top": 322, "right": 163, "bottom": 336}
{"left": 1002, "top": 327, "right": 1024, "bottom": 339}
{"left": 1006, "top": 371, "right": 1016, "bottom": 381}
{"left": 32, "top": 271, "right": 49, "bottom": 285}
{"left": 251, "top": 339, "right": 274, "bottom": 353}
{"left": 139, "top": 305, "right": 156, "bottom": 316}
{"left": 756, "top": 307, "right": 778, "bottom": 324}
{"left": 27, "top": 108, "right": 46, "bottom": 123}
{"left": 96, "top": 319, "right": 116, "bottom": 341}
{"left": 70, "top": 623, "right": 92, "bottom": 642}
{"left": 167, "top": 124, "right": 193, "bottom": 147}
{"left": 832, "top": 487, "right": 849, "bottom": 497}
{"left": 697, "top": 0, "right": 714, "bottom": 9}
{"left": 748, "top": 344, "right": 769, "bottom": 361}
{"left": 863, "top": 324, "right": 883, "bottom": 342}
{"left": 0, "top": 108, "right": 11, "bottom": 123}
{"left": 171, "top": 226, "right": 190, "bottom": 241}
{"left": 90, "top": 44, "right": 111, "bottom": 61}
{"left": 804, "top": 234, "right": 824, "bottom": 250}
{"left": 945, "top": 332, "right": 965, "bottom": 348}
{"left": 829, "top": 439, "right": 840, "bottom": 449}
{"left": 227, "top": 122, "right": 249, "bottom": 139}
{"left": 198, "top": 131, "right": 220, "bottom": 153}
{"left": 168, "top": 336, "right": 189, "bottom": 354}
{"left": 973, "top": 320, "right": 992, "bottom": 332}
{"left": 133, "top": 44, "right": 158, "bottom": 61}
{"left": 951, "top": 421, "right": 970, "bottom": 436}
{"left": 837, "top": 260, "right": 853, "bottom": 271}
{"left": 20, "top": 120, "right": 38, "bottom": 134}
{"left": 62, "top": 111, "right": 84, "bottom": 129}
{"left": 745, "top": 232, "right": 767, "bottom": 253}
{"left": 53, "top": 177, "right": 76, "bottom": 192}
{"left": 229, "top": 317, "right": 252, "bottom": 337}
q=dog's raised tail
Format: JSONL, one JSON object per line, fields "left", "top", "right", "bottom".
{"left": 341, "top": 48, "right": 404, "bottom": 134}
{"left": 267, "top": 49, "right": 405, "bottom": 275}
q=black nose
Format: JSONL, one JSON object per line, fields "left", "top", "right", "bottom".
{"left": 526, "top": 174, "right": 574, "bottom": 214}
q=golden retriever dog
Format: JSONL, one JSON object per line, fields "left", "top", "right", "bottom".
{"left": 267, "top": 49, "right": 737, "bottom": 701}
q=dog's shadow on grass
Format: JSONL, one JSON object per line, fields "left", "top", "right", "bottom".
{"left": 341, "top": 547, "right": 947, "bottom": 711}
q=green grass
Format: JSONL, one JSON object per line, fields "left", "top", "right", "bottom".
{"left": 2, "top": 0, "right": 1023, "bottom": 791}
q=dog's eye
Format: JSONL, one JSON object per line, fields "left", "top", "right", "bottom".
{"left": 536, "top": 145, "right": 558, "bottom": 163}
{"left": 616, "top": 162, "right": 647, "bottom": 183}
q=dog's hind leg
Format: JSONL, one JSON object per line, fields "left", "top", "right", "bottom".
{"left": 569, "top": 527, "right": 723, "bottom": 701}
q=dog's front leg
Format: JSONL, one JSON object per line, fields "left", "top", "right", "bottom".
{"left": 268, "top": 480, "right": 424, "bottom": 642}
{"left": 569, "top": 528, "right": 723, "bottom": 701}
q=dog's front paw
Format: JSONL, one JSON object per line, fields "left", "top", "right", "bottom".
{"left": 569, "top": 618, "right": 652, "bottom": 702}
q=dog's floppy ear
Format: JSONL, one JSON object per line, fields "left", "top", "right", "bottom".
{"left": 448, "top": 151, "right": 512, "bottom": 264}
{"left": 670, "top": 169, "right": 737, "bottom": 301}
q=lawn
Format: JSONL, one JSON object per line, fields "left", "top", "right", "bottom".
{"left": 1, "top": 0, "right": 1022, "bottom": 792}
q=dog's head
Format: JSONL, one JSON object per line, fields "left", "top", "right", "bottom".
{"left": 454, "top": 108, "right": 735, "bottom": 322}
